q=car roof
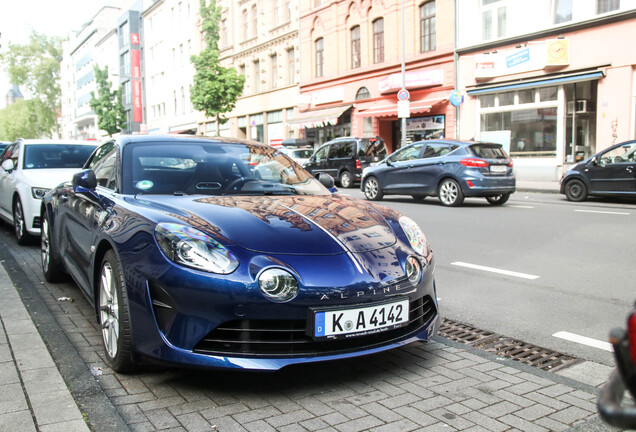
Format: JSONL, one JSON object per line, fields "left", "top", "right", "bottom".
{"left": 114, "top": 134, "right": 265, "bottom": 148}
{"left": 16, "top": 138, "right": 97, "bottom": 146}
{"left": 408, "top": 139, "right": 501, "bottom": 147}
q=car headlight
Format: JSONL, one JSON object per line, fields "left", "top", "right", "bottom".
{"left": 154, "top": 223, "right": 239, "bottom": 274}
{"left": 258, "top": 268, "right": 298, "bottom": 302}
{"left": 399, "top": 216, "right": 427, "bottom": 255}
{"left": 32, "top": 187, "right": 50, "bottom": 199}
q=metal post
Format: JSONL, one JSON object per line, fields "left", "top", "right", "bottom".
{"left": 400, "top": 0, "right": 406, "bottom": 149}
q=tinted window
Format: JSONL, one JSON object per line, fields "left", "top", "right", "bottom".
{"left": 23, "top": 144, "right": 96, "bottom": 169}
{"left": 469, "top": 143, "right": 508, "bottom": 159}
{"left": 360, "top": 138, "right": 387, "bottom": 160}
{"left": 314, "top": 145, "right": 328, "bottom": 160}
{"left": 422, "top": 143, "right": 454, "bottom": 158}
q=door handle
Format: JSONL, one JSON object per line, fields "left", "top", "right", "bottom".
{"left": 60, "top": 193, "right": 68, "bottom": 203}
{"left": 627, "top": 166, "right": 634, "bottom": 173}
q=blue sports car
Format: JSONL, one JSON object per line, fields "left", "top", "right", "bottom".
{"left": 361, "top": 139, "right": 516, "bottom": 206}
{"left": 41, "top": 135, "right": 440, "bottom": 372}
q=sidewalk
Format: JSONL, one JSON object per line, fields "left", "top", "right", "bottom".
{"left": 516, "top": 180, "right": 560, "bottom": 194}
{"left": 0, "top": 262, "right": 90, "bottom": 432}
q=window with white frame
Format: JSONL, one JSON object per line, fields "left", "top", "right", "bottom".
{"left": 420, "top": 1, "right": 436, "bottom": 53}
{"left": 597, "top": 0, "right": 620, "bottom": 14}
{"left": 481, "top": 0, "right": 506, "bottom": 41}
{"left": 271, "top": 54, "right": 278, "bottom": 89}
{"left": 287, "top": 48, "right": 295, "bottom": 85}
{"left": 351, "top": 26, "right": 361, "bottom": 69}
{"left": 554, "top": 0, "right": 572, "bottom": 24}
{"left": 315, "top": 38, "right": 324, "bottom": 77}
{"left": 373, "top": 18, "right": 384, "bottom": 64}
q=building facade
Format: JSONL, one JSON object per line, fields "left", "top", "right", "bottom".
{"left": 206, "top": 0, "right": 300, "bottom": 147}
{"left": 456, "top": 0, "right": 636, "bottom": 181}
{"left": 143, "top": 0, "right": 200, "bottom": 135}
{"left": 294, "top": 0, "right": 456, "bottom": 153}
{"left": 60, "top": 5, "right": 123, "bottom": 140}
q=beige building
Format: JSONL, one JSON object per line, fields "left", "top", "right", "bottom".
{"left": 203, "top": 0, "right": 300, "bottom": 146}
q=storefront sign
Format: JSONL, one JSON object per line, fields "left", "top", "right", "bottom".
{"left": 378, "top": 69, "right": 443, "bottom": 94}
{"left": 474, "top": 42, "right": 566, "bottom": 78}
{"left": 449, "top": 90, "right": 463, "bottom": 107}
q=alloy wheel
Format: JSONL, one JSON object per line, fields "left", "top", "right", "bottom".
{"left": 439, "top": 180, "right": 459, "bottom": 206}
{"left": 41, "top": 218, "right": 51, "bottom": 272}
{"left": 100, "top": 262, "right": 120, "bottom": 359}
{"left": 364, "top": 177, "right": 383, "bottom": 200}
{"left": 14, "top": 200, "right": 25, "bottom": 240}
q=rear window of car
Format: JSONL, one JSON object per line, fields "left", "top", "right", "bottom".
{"left": 359, "top": 138, "right": 387, "bottom": 160}
{"left": 23, "top": 144, "right": 97, "bottom": 169}
{"left": 469, "top": 143, "right": 508, "bottom": 159}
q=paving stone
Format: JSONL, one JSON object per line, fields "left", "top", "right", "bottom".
{"left": 479, "top": 400, "right": 521, "bottom": 419}
{"left": 360, "top": 401, "right": 402, "bottom": 423}
{"left": 244, "top": 419, "right": 277, "bottom": 432}
{"left": 463, "top": 411, "right": 509, "bottom": 432}
{"left": 515, "top": 404, "right": 557, "bottom": 421}
{"left": 377, "top": 392, "right": 420, "bottom": 409}
{"left": 232, "top": 406, "right": 282, "bottom": 424}
{"left": 333, "top": 414, "right": 383, "bottom": 432}
{"left": 429, "top": 407, "right": 476, "bottom": 430}
{"left": 499, "top": 414, "right": 550, "bottom": 432}
{"left": 371, "top": 418, "right": 420, "bottom": 432}
{"left": 299, "top": 417, "right": 330, "bottom": 431}
{"left": 548, "top": 405, "right": 592, "bottom": 425}
{"left": 146, "top": 408, "right": 182, "bottom": 429}
{"left": 278, "top": 423, "right": 309, "bottom": 432}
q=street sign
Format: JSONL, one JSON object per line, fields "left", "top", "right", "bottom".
{"left": 397, "top": 88, "right": 410, "bottom": 101}
{"left": 397, "top": 100, "right": 410, "bottom": 118}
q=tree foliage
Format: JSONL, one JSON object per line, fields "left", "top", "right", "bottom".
{"left": 190, "top": 0, "right": 245, "bottom": 125}
{"left": 0, "top": 99, "right": 44, "bottom": 141}
{"left": 89, "top": 65, "right": 126, "bottom": 137}
{"left": 0, "top": 31, "right": 62, "bottom": 137}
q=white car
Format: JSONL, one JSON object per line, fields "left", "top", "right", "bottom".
{"left": 0, "top": 139, "right": 97, "bottom": 244}
{"left": 279, "top": 146, "right": 314, "bottom": 166}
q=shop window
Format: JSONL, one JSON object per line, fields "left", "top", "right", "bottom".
{"left": 499, "top": 91, "right": 514, "bottom": 106}
{"left": 597, "top": 0, "right": 620, "bottom": 14}
{"left": 554, "top": 0, "right": 572, "bottom": 24}
{"left": 420, "top": 1, "right": 436, "bottom": 53}
{"left": 479, "top": 94, "right": 495, "bottom": 108}
{"left": 481, "top": 109, "right": 557, "bottom": 157}
{"left": 539, "top": 86, "right": 557, "bottom": 101}
{"left": 518, "top": 89, "right": 535, "bottom": 104}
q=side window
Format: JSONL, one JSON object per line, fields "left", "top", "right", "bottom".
{"left": 423, "top": 143, "right": 451, "bottom": 158}
{"left": 10, "top": 144, "right": 20, "bottom": 168}
{"left": 328, "top": 142, "right": 342, "bottom": 158}
{"left": 90, "top": 142, "right": 118, "bottom": 191}
{"left": 341, "top": 142, "right": 354, "bottom": 158}
{"left": 601, "top": 143, "right": 636, "bottom": 165}
{"left": 1, "top": 144, "right": 16, "bottom": 164}
{"left": 314, "top": 145, "right": 328, "bottom": 161}
{"left": 391, "top": 144, "right": 424, "bottom": 162}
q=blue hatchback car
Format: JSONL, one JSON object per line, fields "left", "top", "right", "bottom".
{"left": 40, "top": 135, "right": 440, "bottom": 372}
{"left": 361, "top": 139, "right": 516, "bottom": 206}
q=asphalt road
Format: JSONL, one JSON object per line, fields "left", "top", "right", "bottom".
{"left": 339, "top": 188, "right": 636, "bottom": 367}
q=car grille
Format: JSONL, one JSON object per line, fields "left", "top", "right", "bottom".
{"left": 193, "top": 295, "right": 437, "bottom": 357}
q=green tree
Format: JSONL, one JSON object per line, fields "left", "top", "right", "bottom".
{"left": 190, "top": 0, "right": 245, "bottom": 132}
{"left": 89, "top": 65, "right": 126, "bottom": 137}
{"left": 0, "top": 31, "right": 62, "bottom": 137}
{"left": 0, "top": 99, "right": 43, "bottom": 141}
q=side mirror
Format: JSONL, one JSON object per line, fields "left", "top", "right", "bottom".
{"left": 317, "top": 172, "right": 335, "bottom": 189}
{"left": 2, "top": 159, "right": 14, "bottom": 172}
{"left": 591, "top": 156, "right": 598, "bottom": 166}
{"left": 72, "top": 169, "right": 97, "bottom": 191}
{"left": 386, "top": 159, "right": 394, "bottom": 167}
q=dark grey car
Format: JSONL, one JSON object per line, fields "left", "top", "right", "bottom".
{"left": 361, "top": 139, "right": 516, "bottom": 206}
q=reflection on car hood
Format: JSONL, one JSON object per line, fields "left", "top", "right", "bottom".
{"left": 133, "top": 194, "right": 397, "bottom": 255}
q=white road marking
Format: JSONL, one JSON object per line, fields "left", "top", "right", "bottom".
{"left": 509, "top": 205, "right": 534, "bottom": 209}
{"left": 575, "top": 209, "right": 630, "bottom": 215}
{"left": 450, "top": 262, "right": 540, "bottom": 280}
{"left": 553, "top": 331, "right": 613, "bottom": 352}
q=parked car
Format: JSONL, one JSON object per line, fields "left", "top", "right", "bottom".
{"left": 361, "top": 139, "right": 516, "bottom": 206}
{"left": 0, "top": 139, "right": 97, "bottom": 244}
{"left": 597, "top": 302, "right": 636, "bottom": 429}
{"left": 304, "top": 136, "right": 387, "bottom": 188}
{"left": 40, "top": 135, "right": 440, "bottom": 372}
{"left": 560, "top": 140, "right": 636, "bottom": 202}
{"left": 278, "top": 146, "right": 314, "bottom": 166}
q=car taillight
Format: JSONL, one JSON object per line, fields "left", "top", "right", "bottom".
{"left": 356, "top": 159, "right": 362, "bottom": 169}
{"left": 460, "top": 158, "right": 488, "bottom": 167}
{"left": 508, "top": 161, "right": 514, "bottom": 167}
{"left": 628, "top": 311, "right": 636, "bottom": 365}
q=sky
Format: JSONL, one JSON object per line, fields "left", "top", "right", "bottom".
{"left": 0, "top": 0, "right": 104, "bottom": 108}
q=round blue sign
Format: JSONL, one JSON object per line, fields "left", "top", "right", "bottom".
{"left": 449, "top": 90, "right": 463, "bottom": 107}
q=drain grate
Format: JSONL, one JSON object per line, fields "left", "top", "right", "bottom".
{"left": 438, "top": 317, "right": 583, "bottom": 372}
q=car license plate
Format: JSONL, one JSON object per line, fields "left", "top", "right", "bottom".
{"left": 312, "top": 298, "right": 409, "bottom": 339}
{"left": 490, "top": 165, "right": 507, "bottom": 173}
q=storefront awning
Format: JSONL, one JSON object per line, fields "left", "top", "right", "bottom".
{"left": 357, "top": 98, "right": 447, "bottom": 117}
{"left": 287, "top": 105, "right": 352, "bottom": 128}
{"left": 467, "top": 70, "right": 604, "bottom": 95}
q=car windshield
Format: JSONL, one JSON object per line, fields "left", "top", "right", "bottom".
{"left": 123, "top": 141, "right": 332, "bottom": 196}
{"left": 23, "top": 144, "right": 96, "bottom": 169}
{"left": 469, "top": 143, "right": 509, "bottom": 159}
{"left": 290, "top": 149, "right": 313, "bottom": 159}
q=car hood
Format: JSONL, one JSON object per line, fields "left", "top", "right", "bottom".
{"left": 132, "top": 194, "right": 397, "bottom": 255}
{"left": 21, "top": 168, "right": 83, "bottom": 189}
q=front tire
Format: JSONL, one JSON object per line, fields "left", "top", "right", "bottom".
{"left": 13, "top": 198, "right": 32, "bottom": 245}
{"left": 99, "top": 250, "right": 136, "bottom": 373}
{"left": 363, "top": 177, "right": 383, "bottom": 201}
{"left": 438, "top": 179, "right": 464, "bottom": 207}
{"left": 486, "top": 193, "right": 510, "bottom": 206}
{"left": 564, "top": 179, "right": 587, "bottom": 202}
{"left": 41, "top": 212, "right": 65, "bottom": 282}
{"left": 339, "top": 170, "right": 353, "bottom": 188}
